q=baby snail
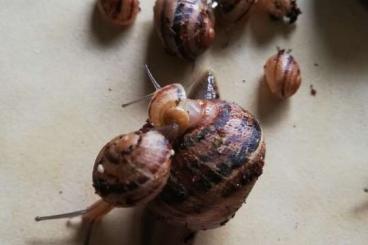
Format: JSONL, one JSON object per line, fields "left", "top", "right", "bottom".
{"left": 35, "top": 66, "right": 266, "bottom": 244}
{"left": 264, "top": 48, "right": 301, "bottom": 99}
{"left": 98, "top": 0, "right": 140, "bottom": 26}
{"left": 215, "top": 0, "right": 258, "bottom": 23}
{"left": 154, "top": 0, "right": 216, "bottom": 60}
{"left": 262, "top": 0, "right": 301, "bottom": 23}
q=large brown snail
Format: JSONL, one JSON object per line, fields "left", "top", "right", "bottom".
{"left": 35, "top": 66, "right": 266, "bottom": 244}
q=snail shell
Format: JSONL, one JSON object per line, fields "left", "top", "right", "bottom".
{"left": 216, "top": 0, "right": 257, "bottom": 23}
{"left": 264, "top": 49, "right": 301, "bottom": 99}
{"left": 154, "top": 0, "right": 216, "bottom": 60}
{"left": 262, "top": 0, "right": 301, "bottom": 23}
{"left": 92, "top": 126, "right": 172, "bottom": 207}
{"left": 98, "top": 0, "right": 140, "bottom": 26}
{"left": 147, "top": 83, "right": 265, "bottom": 230}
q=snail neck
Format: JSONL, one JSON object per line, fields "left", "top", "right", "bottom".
{"left": 161, "top": 99, "right": 216, "bottom": 137}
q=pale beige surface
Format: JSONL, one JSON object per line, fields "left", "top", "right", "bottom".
{"left": 1, "top": 0, "right": 368, "bottom": 245}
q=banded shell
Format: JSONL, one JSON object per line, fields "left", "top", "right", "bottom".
{"left": 149, "top": 101, "right": 265, "bottom": 230}
{"left": 216, "top": 0, "right": 257, "bottom": 23}
{"left": 98, "top": 0, "right": 140, "bottom": 26}
{"left": 92, "top": 126, "right": 172, "bottom": 207}
{"left": 154, "top": 0, "right": 216, "bottom": 60}
{"left": 263, "top": 0, "right": 301, "bottom": 23}
{"left": 264, "top": 49, "right": 301, "bottom": 99}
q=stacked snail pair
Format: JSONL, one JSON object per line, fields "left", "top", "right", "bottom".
{"left": 98, "top": 0, "right": 301, "bottom": 60}
{"left": 36, "top": 68, "right": 266, "bottom": 244}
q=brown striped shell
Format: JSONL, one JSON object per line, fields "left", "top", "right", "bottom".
{"left": 216, "top": 0, "right": 257, "bottom": 23}
{"left": 98, "top": 0, "right": 140, "bottom": 26}
{"left": 262, "top": 0, "right": 301, "bottom": 23}
{"left": 92, "top": 126, "right": 172, "bottom": 207}
{"left": 149, "top": 100, "right": 265, "bottom": 230}
{"left": 154, "top": 0, "right": 216, "bottom": 60}
{"left": 264, "top": 49, "right": 302, "bottom": 99}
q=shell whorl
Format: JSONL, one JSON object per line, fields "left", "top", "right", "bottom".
{"left": 92, "top": 127, "right": 172, "bottom": 207}
{"left": 149, "top": 101, "right": 265, "bottom": 230}
{"left": 154, "top": 0, "right": 216, "bottom": 60}
{"left": 148, "top": 83, "right": 187, "bottom": 127}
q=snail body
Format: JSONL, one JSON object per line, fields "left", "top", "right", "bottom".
{"left": 154, "top": 0, "right": 216, "bottom": 60}
{"left": 92, "top": 126, "right": 172, "bottom": 207}
{"left": 216, "top": 0, "right": 257, "bottom": 23}
{"left": 262, "top": 0, "right": 301, "bottom": 23}
{"left": 264, "top": 49, "right": 301, "bottom": 99}
{"left": 98, "top": 0, "right": 140, "bottom": 26}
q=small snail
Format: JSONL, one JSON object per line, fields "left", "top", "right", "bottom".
{"left": 216, "top": 0, "right": 258, "bottom": 23}
{"left": 262, "top": 0, "right": 301, "bottom": 23}
{"left": 153, "top": 0, "right": 216, "bottom": 60}
{"left": 264, "top": 49, "right": 301, "bottom": 99}
{"left": 35, "top": 66, "right": 266, "bottom": 243}
{"left": 92, "top": 126, "right": 173, "bottom": 207}
{"left": 98, "top": 0, "right": 140, "bottom": 26}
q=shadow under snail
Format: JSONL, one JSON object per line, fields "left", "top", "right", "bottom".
{"left": 35, "top": 66, "right": 266, "bottom": 244}
{"left": 98, "top": 0, "right": 141, "bottom": 26}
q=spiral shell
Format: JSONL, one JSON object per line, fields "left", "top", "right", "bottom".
{"left": 264, "top": 49, "right": 302, "bottom": 99}
{"left": 216, "top": 0, "right": 257, "bottom": 23}
{"left": 149, "top": 101, "right": 265, "bottom": 230}
{"left": 263, "top": 0, "right": 301, "bottom": 23}
{"left": 92, "top": 126, "right": 172, "bottom": 207}
{"left": 148, "top": 83, "right": 187, "bottom": 127}
{"left": 98, "top": 0, "right": 140, "bottom": 26}
{"left": 154, "top": 0, "right": 216, "bottom": 60}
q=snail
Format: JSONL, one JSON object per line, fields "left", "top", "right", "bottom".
{"left": 92, "top": 126, "right": 173, "bottom": 207}
{"left": 35, "top": 66, "right": 266, "bottom": 243}
{"left": 216, "top": 0, "right": 258, "bottom": 23}
{"left": 153, "top": 0, "right": 216, "bottom": 60}
{"left": 264, "top": 48, "right": 301, "bottom": 99}
{"left": 98, "top": 0, "right": 140, "bottom": 26}
{"left": 262, "top": 0, "right": 301, "bottom": 23}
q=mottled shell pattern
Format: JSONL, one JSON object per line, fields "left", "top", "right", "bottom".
{"left": 98, "top": 0, "right": 140, "bottom": 26}
{"left": 216, "top": 0, "right": 257, "bottom": 23}
{"left": 149, "top": 100, "right": 265, "bottom": 230}
{"left": 92, "top": 125, "right": 172, "bottom": 207}
{"left": 263, "top": 0, "right": 301, "bottom": 23}
{"left": 264, "top": 49, "right": 301, "bottom": 99}
{"left": 154, "top": 0, "right": 216, "bottom": 60}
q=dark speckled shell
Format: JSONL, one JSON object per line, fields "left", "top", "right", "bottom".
{"left": 149, "top": 101, "right": 265, "bottom": 230}
{"left": 154, "top": 0, "right": 216, "bottom": 60}
{"left": 93, "top": 127, "right": 172, "bottom": 207}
